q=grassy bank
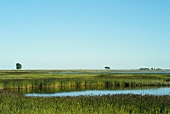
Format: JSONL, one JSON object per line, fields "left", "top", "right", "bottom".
{"left": 0, "top": 70, "right": 170, "bottom": 89}
{"left": 0, "top": 90, "right": 170, "bottom": 114}
{"left": 0, "top": 70, "right": 170, "bottom": 114}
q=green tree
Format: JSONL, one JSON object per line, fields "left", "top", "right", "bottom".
{"left": 105, "top": 67, "right": 110, "bottom": 70}
{"left": 16, "top": 63, "right": 22, "bottom": 70}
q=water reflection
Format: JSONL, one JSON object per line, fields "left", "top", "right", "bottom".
{"left": 23, "top": 87, "right": 170, "bottom": 97}
{"left": 47, "top": 71, "right": 170, "bottom": 74}
{"left": 8, "top": 86, "right": 118, "bottom": 94}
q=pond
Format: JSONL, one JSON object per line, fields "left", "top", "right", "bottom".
{"left": 24, "top": 87, "right": 170, "bottom": 97}
{"left": 45, "top": 70, "right": 170, "bottom": 74}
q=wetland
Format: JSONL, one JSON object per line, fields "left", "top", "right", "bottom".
{"left": 0, "top": 70, "right": 170, "bottom": 114}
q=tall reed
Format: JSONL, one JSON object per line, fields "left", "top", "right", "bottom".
{"left": 0, "top": 90, "right": 170, "bottom": 114}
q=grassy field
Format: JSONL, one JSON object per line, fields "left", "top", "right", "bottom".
{"left": 0, "top": 70, "right": 170, "bottom": 89}
{"left": 0, "top": 90, "right": 170, "bottom": 114}
{"left": 0, "top": 70, "right": 170, "bottom": 114}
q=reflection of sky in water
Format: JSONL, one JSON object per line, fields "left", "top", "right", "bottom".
{"left": 25, "top": 87, "right": 170, "bottom": 97}
{"left": 48, "top": 71, "right": 170, "bottom": 74}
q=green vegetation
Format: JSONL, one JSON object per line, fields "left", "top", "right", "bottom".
{"left": 0, "top": 70, "right": 170, "bottom": 89}
{"left": 0, "top": 70, "right": 170, "bottom": 114}
{"left": 16, "top": 63, "right": 22, "bottom": 70}
{"left": 0, "top": 90, "right": 170, "bottom": 114}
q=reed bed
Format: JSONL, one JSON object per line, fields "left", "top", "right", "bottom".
{"left": 0, "top": 90, "right": 170, "bottom": 114}
{"left": 0, "top": 78, "right": 170, "bottom": 89}
{"left": 0, "top": 70, "right": 170, "bottom": 114}
{"left": 0, "top": 70, "right": 170, "bottom": 89}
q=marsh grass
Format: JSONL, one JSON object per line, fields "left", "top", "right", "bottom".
{"left": 0, "top": 70, "right": 170, "bottom": 89}
{"left": 0, "top": 90, "right": 170, "bottom": 114}
{"left": 1, "top": 70, "right": 170, "bottom": 114}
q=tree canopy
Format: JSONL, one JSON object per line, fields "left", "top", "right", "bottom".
{"left": 16, "top": 63, "right": 22, "bottom": 70}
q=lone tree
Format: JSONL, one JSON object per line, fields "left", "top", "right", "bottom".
{"left": 16, "top": 63, "right": 22, "bottom": 70}
{"left": 105, "top": 66, "right": 110, "bottom": 70}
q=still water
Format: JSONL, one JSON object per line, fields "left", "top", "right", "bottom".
{"left": 25, "top": 87, "right": 170, "bottom": 97}
{"left": 47, "top": 71, "right": 170, "bottom": 74}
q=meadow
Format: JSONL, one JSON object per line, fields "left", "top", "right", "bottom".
{"left": 0, "top": 70, "right": 170, "bottom": 89}
{"left": 0, "top": 90, "right": 170, "bottom": 114}
{"left": 0, "top": 70, "right": 170, "bottom": 114}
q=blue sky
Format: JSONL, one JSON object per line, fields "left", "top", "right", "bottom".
{"left": 0, "top": 0, "right": 170, "bottom": 69}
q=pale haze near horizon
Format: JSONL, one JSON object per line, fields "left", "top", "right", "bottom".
{"left": 0, "top": 0, "right": 170, "bottom": 70}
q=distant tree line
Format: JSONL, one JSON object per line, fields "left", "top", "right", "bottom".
{"left": 139, "top": 68, "right": 161, "bottom": 70}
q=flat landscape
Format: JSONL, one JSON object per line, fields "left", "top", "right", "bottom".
{"left": 0, "top": 70, "right": 170, "bottom": 114}
{"left": 1, "top": 0, "right": 170, "bottom": 113}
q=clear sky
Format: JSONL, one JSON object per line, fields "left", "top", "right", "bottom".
{"left": 0, "top": 0, "right": 170, "bottom": 70}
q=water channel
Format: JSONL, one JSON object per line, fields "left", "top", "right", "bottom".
{"left": 24, "top": 87, "right": 170, "bottom": 97}
{"left": 47, "top": 70, "right": 170, "bottom": 75}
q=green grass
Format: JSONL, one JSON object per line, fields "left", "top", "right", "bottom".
{"left": 0, "top": 70, "right": 170, "bottom": 114}
{"left": 0, "top": 70, "right": 170, "bottom": 89}
{"left": 0, "top": 90, "right": 170, "bottom": 114}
